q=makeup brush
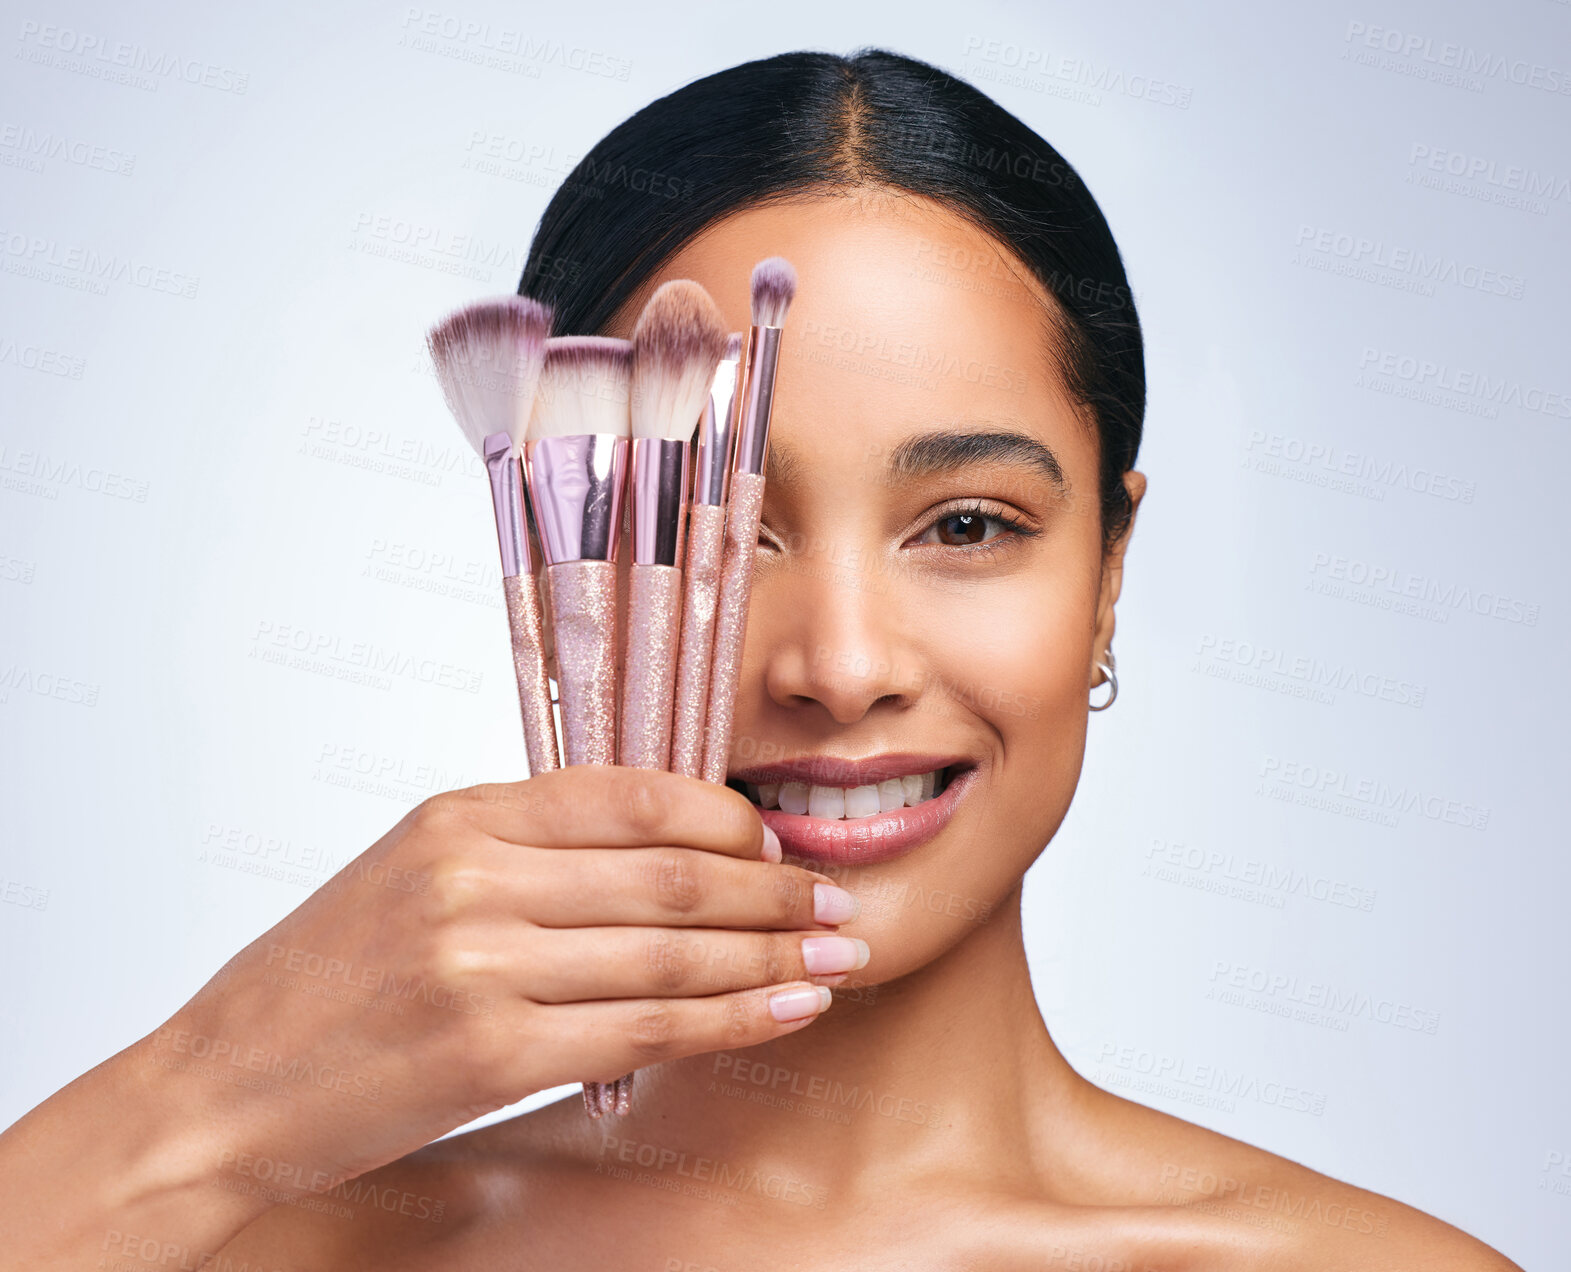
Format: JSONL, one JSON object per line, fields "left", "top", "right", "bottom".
{"left": 701, "top": 258, "right": 797, "bottom": 785}
{"left": 523, "top": 336, "right": 633, "bottom": 1119}
{"left": 427, "top": 296, "right": 560, "bottom": 779}
{"left": 669, "top": 332, "right": 743, "bottom": 779}
{"left": 623, "top": 282, "right": 729, "bottom": 772}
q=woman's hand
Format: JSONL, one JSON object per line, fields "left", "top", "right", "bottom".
{"left": 0, "top": 766, "right": 862, "bottom": 1269}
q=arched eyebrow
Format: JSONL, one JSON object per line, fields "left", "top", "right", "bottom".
{"left": 886, "top": 428, "right": 1069, "bottom": 496}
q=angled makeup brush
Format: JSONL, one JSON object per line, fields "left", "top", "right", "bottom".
{"left": 669, "top": 332, "right": 743, "bottom": 779}
{"left": 523, "top": 336, "right": 633, "bottom": 1120}
{"left": 623, "top": 282, "right": 729, "bottom": 772}
{"left": 701, "top": 258, "right": 797, "bottom": 786}
{"left": 427, "top": 296, "right": 560, "bottom": 778}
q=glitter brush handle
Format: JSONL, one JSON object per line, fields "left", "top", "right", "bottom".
{"left": 502, "top": 573, "right": 560, "bottom": 776}
{"left": 620, "top": 565, "right": 682, "bottom": 771}
{"left": 670, "top": 504, "right": 727, "bottom": 779}
{"left": 545, "top": 560, "right": 618, "bottom": 768}
{"left": 701, "top": 471, "right": 765, "bottom": 786}
{"left": 543, "top": 558, "right": 630, "bottom": 1118}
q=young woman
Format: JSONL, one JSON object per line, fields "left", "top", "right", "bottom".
{"left": 1, "top": 49, "right": 1519, "bottom": 1271}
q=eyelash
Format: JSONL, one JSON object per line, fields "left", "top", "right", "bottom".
{"left": 909, "top": 500, "right": 1040, "bottom": 555}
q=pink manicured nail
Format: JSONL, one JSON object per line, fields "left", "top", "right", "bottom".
{"left": 813, "top": 883, "right": 860, "bottom": 925}
{"left": 769, "top": 985, "right": 832, "bottom": 1021}
{"left": 760, "top": 824, "right": 782, "bottom": 863}
{"left": 801, "top": 936, "right": 869, "bottom": 975}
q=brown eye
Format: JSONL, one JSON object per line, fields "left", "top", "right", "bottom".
{"left": 935, "top": 513, "right": 987, "bottom": 546}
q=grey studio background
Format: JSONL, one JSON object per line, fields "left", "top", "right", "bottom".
{"left": 1, "top": 0, "right": 1566, "bottom": 1265}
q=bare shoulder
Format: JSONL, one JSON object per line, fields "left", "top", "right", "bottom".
{"left": 1078, "top": 1087, "right": 1523, "bottom": 1271}
{"left": 211, "top": 1096, "right": 586, "bottom": 1269}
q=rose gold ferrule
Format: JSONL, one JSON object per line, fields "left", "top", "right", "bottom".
{"left": 524, "top": 433, "right": 629, "bottom": 565}
{"left": 693, "top": 348, "right": 741, "bottom": 507}
{"left": 733, "top": 325, "right": 783, "bottom": 477}
{"left": 630, "top": 437, "right": 690, "bottom": 567}
{"left": 483, "top": 432, "right": 530, "bottom": 578}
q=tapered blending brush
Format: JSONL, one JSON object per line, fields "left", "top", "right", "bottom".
{"left": 701, "top": 259, "right": 797, "bottom": 785}
{"left": 427, "top": 297, "right": 560, "bottom": 778}
{"left": 669, "top": 333, "right": 744, "bottom": 779}
{"left": 523, "top": 336, "right": 633, "bottom": 1119}
{"left": 623, "top": 282, "right": 729, "bottom": 772}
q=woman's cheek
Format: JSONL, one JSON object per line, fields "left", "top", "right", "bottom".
{"left": 932, "top": 577, "right": 1088, "bottom": 734}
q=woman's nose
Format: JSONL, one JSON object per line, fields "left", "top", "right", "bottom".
{"left": 757, "top": 558, "right": 918, "bottom": 726}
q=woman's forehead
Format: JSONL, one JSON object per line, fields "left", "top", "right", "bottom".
{"left": 609, "top": 194, "right": 1094, "bottom": 476}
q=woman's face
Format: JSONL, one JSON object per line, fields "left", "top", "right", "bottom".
{"left": 607, "top": 191, "right": 1143, "bottom": 980}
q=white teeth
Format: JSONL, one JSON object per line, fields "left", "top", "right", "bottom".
{"left": 746, "top": 770, "right": 949, "bottom": 819}
{"left": 807, "top": 786, "right": 845, "bottom": 819}
{"left": 844, "top": 785, "right": 880, "bottom": 818}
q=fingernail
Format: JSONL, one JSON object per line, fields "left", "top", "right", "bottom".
{"left": 813, "top": 882, "right": 861, "bottom": 924}
{"left": 801, "top": 936, "right": 870, "bottom": 975}
{"left": 769, "top": 985, "right": 832, "bottom": 1021}
{"left": 760, "top": 824, "right": 782, "bottom": 863}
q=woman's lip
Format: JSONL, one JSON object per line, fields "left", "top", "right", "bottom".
{"left": 758, "top": 766, "right": 978, "bottom": 867}
{"left": 729, "top": 753, "right": 969, "bottom": 788}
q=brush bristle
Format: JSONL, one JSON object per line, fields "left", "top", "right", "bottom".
{"left": 724, "top": 332, "right": 743, "bottom": 360}
{"left": 630, "top": 281, "right": 729, "bottom": 441}
{"left": 427, "top": 296, "right": 552, "bottom": 453}
{"left": 750, "top": 257, "right": 797, "bottom": 328}
{"left": 528, "top": 336, "right": 633, "bottom": 440}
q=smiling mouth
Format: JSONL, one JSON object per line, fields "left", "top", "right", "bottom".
{"left": 729, "top": 766, "right": 957, "bottom": 819}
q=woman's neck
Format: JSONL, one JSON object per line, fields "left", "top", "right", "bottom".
{"left": 595, "top": 882, "right": 1092, "bottom": 1205}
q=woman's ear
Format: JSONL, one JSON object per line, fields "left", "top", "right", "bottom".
{"left": 1090, "top": 470, "right": 1146, "bottom": 680}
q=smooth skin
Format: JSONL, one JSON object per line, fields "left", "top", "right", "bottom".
{"left": 0, "top": 192, "right": 1521, "bottom": 1271}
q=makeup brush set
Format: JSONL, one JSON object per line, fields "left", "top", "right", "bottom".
{"left": 426, "top": 260, "right": 797, "bottom": 1119}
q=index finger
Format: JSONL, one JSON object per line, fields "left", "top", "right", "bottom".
{"left": 462, "top": 766, "right": 776, "bottom": 861}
